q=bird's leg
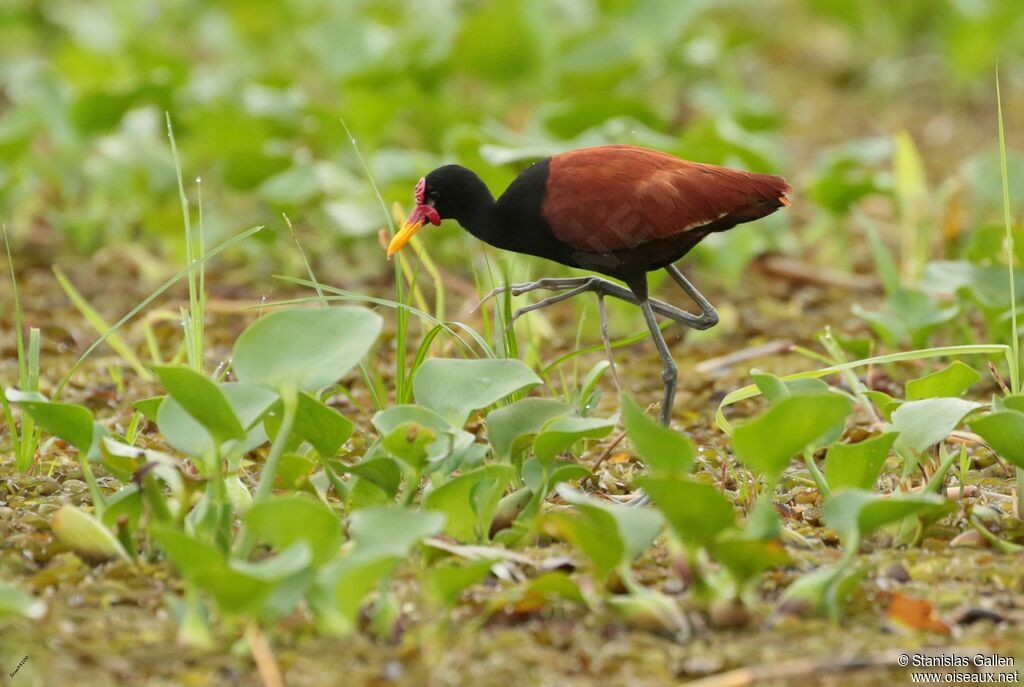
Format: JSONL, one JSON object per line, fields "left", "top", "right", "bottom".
{"left": 473, "top": 277, "right": 592, "bottom": 313}
{"left": 597, "top": 293, "right": 621, "bottom": 392}
{"left": 664, "top": 264, "right": 719, "bottom": 329}
{"left": 500, "top": 280, "right": 598, "bottom": 336}
{"left": 639, "top": 298, "right": 678, "bottom": 427}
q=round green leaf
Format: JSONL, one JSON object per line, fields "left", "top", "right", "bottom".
{"left": 413, "top": 358, "right": 542, "bottom": 427}
{"left": 233, "top": 307, "right": 382, "bottom": 391}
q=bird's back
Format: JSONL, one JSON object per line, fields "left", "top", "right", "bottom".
{"left": 540, "top": 145, "right": 790, "bottom": 262}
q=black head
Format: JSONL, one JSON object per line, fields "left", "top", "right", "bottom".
{"left": 386, "top": 164, "right": 495, "bottom": 257}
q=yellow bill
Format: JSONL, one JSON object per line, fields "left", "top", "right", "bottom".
{"left": 386, "top": 217, "right": 427, "bottom": 258}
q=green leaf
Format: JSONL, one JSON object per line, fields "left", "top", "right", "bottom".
{"left": 891, "top": 397, "right": 982, "bottom": 453}
{"left": 532, "top": 415, "right": 617, "bottom": 462}
{"left": 51, "top": 505, "right": 129, "bottom": 561}
{"left": 292, "top": 392, "right": 353, "bottom": 457}
{"left": 348, "top": 507, "right": 446, "bottom": 559}
{"left": 732, "top": 393, "right": 852, "bottom": 482}
{"left": 711, "top": 538, "right": 790, "bottom": 585}
{"left": 148, "top": 525, "right": 223, "bottom": 578}
{"left": 153, "top": 365, "right": 245, "bottom": 444}
{"left": 824, "top": 432, "right": 898, "bottom": 491}
{"left": 905, "top": 361, "right": 981, "bottom": 400}
{"left": 0, "top": 583, "right": 46, "bottom": 620}
{"left": 556, "top": 486, "right": 663, "bottom": 563}
{"left": 493, "top": 571, "right": 586, "bottom": 613}
{"left": 157, "top": 382, "right": 275, "bottom": 459}
{"left": 751, "top": 371, "right": 829, "bottom": 405}
{"left": 971, "top": 410, "right": 1024, "bottom": 468}
{"left": 134, "top": 395, "right": 164, "bottom": 423}
{"left": 7, "top": 391, "right": 94, "bottom": 453}
{"left": 852, "top": 288, "right": 959, "bottom": 348}
{"left": 621, "top": 394, "right": 695, "bottom": 475}
{"left": 823, "top": 489, "right": 946, "bottom": 545}
{"left": 232, "top": 307, "right": 382, "bottom": 391}
{"left": 413, "top": 358, "right": 542, "bottom": 427}
{"left": 423, "top": 464, "right": 516, "bottom": 542}
{"left": 231, "top": 541, "right": 313, "bottom": 580}
{"left": 486, "top": 397, "right": 572, "bottom": 460}
{"left": 339, "top": 458, "right": 403, "bottom": 499}
{"left": 373, "top": 404, "right": 474, "bottom": 464}
{"left": 428, "top": 559, "right": 495, "bottom": 607}
{"left": 245, "top": 494, "right": 342, "bottom": 565}
{"left": 542, "top": 509, "right": 622, "bottom": 581}
{"left": 312, "top": 554, "right": 398, "bottom": 635}
{"left": 637, "top": 477, "right": 735, "bottom": 546}
{"left": 380, "top": 422, "right": 435, "bottom": 470}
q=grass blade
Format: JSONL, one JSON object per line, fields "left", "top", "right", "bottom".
{"left": 53, "top": 225, "right": 264, "bottom": 399}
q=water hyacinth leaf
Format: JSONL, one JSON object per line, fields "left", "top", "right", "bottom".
{"left": 891, "top": 398, "right": 982, "bottom": 453}
{"left": 486, "top": 397, "right": 573, "bottom": 461}
{"left": 313, "top": 555, "right": 398, "bottom": 636}
{"left": 637, "top": 477, "right": 735, "bottom": 546}
{"left": 148, "top": 525, "right": 224, "bottom": 578}
{"left": 621, "top": 394, "right": 695, "bottom": 475}
{"left": 423, "top": 464, "right": 516, "bottom": 542}
{"left": 522, "top": 458, "right": 592, "bottom": 499}
{"left": 556, "top": 486, "right": 663, "bottom": 563}
{"left": 275, "top": 453, "right": 318, "bottom": 491}
{"left": 428, "top": 559, "right": 495, "bottom": 607}
{"left": 971, "top": 411, "right": 1024, "bottom": 468}
{"left": 710, "top": 538, "right": 790, "bottom": 585}
{"left": 533, "top": 415, "right": 617, "bottom": 462}
{"left": 134, "top": 395, "right": 164, "bottom": 423}
{"left": 496, "top": 571, "right": 586, "bottom": 613}
{"left": 157, "top": 382, "right": 275, "bottom": 459}
{"left": 852, "top": 288, "right": 959, "bottom": 348}
{"left": 905, "top": 361, "right": 981, "bottom": 400}
{"left": 192, "top": 564, "right": 272, "bottom": 615}
{"left": 779, "top": 565, "right": 865, "bottom": 620}
{"left": 824, "top": 432, "right": 898, "bottom": 491}
{"left": 751, "top": 371, "right": 829, "bottom": 405}
{"left": 231, "top": 541, "right": 313, "bottom": 580}
{"left": 996, "top": 395, "right": 1024, "bottom": 413}
{"left": 380, "top": 422, "right": 435, "bottom": 470}
{"left": 413, "top": 358, "right": 542, "bottom": 427}
{"left": 51, "top": 505, "right": 129, "bottom": 561}
{"left": 373, "top": 405, "right": 474, "bottom": 463}
{"left": 823, "top": 489, "right": 946, "bottom": 544}
{"left": 864, "top": 390, "right": 900, "bottom": 421}
{"left": 232, "top": 307, "right": 382, "bottom": 391}
{"left": 292, "top": 391, "right": 354, "bottom": 457}
{"left": 153, "top": 365, "right": 245, "bottom": 444}
{"left": 543, "top": 508, "right": 623, "bottom": 581}
{"left": 245, "top": 494, "right": 342, "bottom": 565}
{"left": 7, "top": 391, "right": 93, "bottom": 454}
{"left": 348, "top": 507, "right": 446, "bottom": 559}
{"left": 339, "top": 458, "right": 403, "bottom": 499}
{"left": 732, "top": 393, "right": 852, "bottom": 482}
{"left": 606, "top": 587, "right": 689, "bottom": 635}
{"left": 101, "top": 486, "right": 143, "bottom": 537}
{"left": 0, "top": 583, "right": 46, "bottom": 620}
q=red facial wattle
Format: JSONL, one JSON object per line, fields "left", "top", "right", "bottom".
{"left": 386, "top": 178, "right": 441, "bottom": 258}
{"left": 413, "top": 178, "right": 441, "bottom": 226}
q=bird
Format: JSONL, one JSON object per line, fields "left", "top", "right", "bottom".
{"left": 387, "top": 145, "right": 791, "bottom": 426}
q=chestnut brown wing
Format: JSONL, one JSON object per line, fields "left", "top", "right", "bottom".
{"left": 541, "top": 145, "right": 790, "bottom": 255}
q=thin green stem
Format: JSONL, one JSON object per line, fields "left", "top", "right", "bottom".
{"left": 803, "top": 448, "right": 830, "bottom": 497}
{"left": 252, "top": 387, "right": 298, "bottom": 504}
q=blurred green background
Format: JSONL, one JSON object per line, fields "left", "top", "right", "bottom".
{"left": 2, "top": 0, "right": 1023, "bottom": 288}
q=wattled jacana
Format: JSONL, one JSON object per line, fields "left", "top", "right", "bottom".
{"left": 387, "top": 145, "right": 791, "bottom": 425}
